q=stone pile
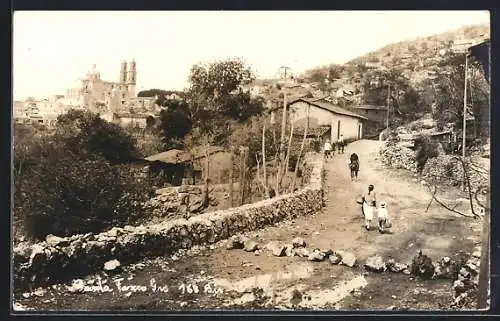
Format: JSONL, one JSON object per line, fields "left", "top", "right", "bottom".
{"left": 13, "top": 154, "right": 325, "bottom": 293}
{"left": 143, "top": 185, "right": 219, "bottom": 220}
{"left": 452, "top": 246, "right": 482, "bottom": 307}
{"left": 379, "top": 143, "right": 417, "bottom": 172}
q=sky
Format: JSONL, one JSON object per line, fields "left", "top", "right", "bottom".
{"left": 13, "top": 10, "right": 490, "bottom": 100}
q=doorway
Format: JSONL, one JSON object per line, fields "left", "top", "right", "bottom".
{"left": 337, "top": 120, "right": 341, "bottom": 140}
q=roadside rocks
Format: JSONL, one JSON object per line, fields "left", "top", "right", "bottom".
{"left": 266, "top": 241, "right": 287, "bottom": 257}
{"left": 452, "top": 246, "right": 482, "bottom": 306}
{"left": 379, "top": 143, "right": 417, "bottom": 172}
{"left": 103, "top": 259, "right": 121, "bottom": 272}
{"left": 13, "top": 155, "right": 325, "bottom": 293}
{"left": 226, "top": 235, "right": 247, "bottom": 250}
{"left": 364, "top": 255, "right": 386, "bottom": 272}
{"left": 336, "top": 251, "right": 356, "bottom": 267}
{"left": 294, "top": 248, "right": 310, "bottom": 258}
{"left": 244, "top": 240, "right": 260, "bottom": 252}
{"left": 329, "top": 253, "right": 342, "bottom": 265}
{"left": 410, "top": 250, "right": 435, "bottom": 279}
{"left": 385, "top": 259, "right": 408, "bottom": 273}
{"left": 292, "top": 237, "right": 306, "bottom": 248}
{"left": 308, "top": 249, "right": 326, "bottom": 262}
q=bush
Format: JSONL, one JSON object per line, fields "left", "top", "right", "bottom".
{"left": 414, "top": 134, "right": 440, "bottom": 173}
{"left": 14, "top": 140, "right": 155, "bottom": 240}
{"left": 13, "top": 111, "right": 155, "bottom": 241}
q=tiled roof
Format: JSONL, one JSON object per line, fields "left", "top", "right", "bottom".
{"left": 293, "top": 126, "right": 331, "bottom": 138}
{"left": 289, "top": 98, "right": 368, "bottom": 120}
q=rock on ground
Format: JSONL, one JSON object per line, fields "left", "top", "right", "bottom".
{"left": 292, "top": 237, "right": 306, "bottom": 248}
{"left": 244, "top": 240, "right": 260, "bottom": 252}
{"left": 364, "top": 255, "right": 386, "bottom": 272}
{"left": 266, "top": 241, "right": 287, "bottom": 257}
{"left": 103, "top": 259, "right": 121, "bottom": 272}
{"left": 336, "top": 251, "right": 356, "bottom": 267}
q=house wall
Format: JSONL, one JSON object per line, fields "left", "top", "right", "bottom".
{"left": 289, "top": 101, "right": 364, "bottom": 141}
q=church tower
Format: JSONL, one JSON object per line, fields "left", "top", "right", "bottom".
{"left": 120, "top": 60, "right": 128, "bottom": 84}
{"left": 127, "top": 59, "right": 137, "bottom": 98}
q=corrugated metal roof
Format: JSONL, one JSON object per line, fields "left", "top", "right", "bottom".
{"left": 290, "top": 98, "right": 368, "bottom": 120}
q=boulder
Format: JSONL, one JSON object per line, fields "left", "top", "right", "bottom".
{"left": 364, "top": 255, "right": 386, "bottom": 272}
{"left": 294, "top": 248, "right": 310, "bottom": 258}
{"left": 410, "top": 250, "right": 435, "bottom": 278}
{"left": 285, "top": 244, "right": 296, "bottom": 257}
{"left": 329, "top": 253, "right": 342, "bottom": 264}
{"left": 103, "top": 259, "right": 121, "bottom": 272}
{"left": 226, "top": 235, "right": 246, "bottom": 250}
{"left": 386, "top": 259, "right": 408, "bottom": 273}
{"left": 266, "top": 241, "right": 287, "bottom": 257}
{"left": 244, "top": 240, "right": 259, "bottom": 252}
{"left": 291, "top": 237, "right": 306, "bottom": 248}
{"left": 308, "top": 249, "right": 326, "bottom": 262}
{"left": 336, "top": 251, "right": 356, "bottom": 267}
{"left": 45, "top": 234, "right": 70, "bottom": 247}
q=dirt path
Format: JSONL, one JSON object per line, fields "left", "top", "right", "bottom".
{"left": 13, "top": 140, "right": 482, "bottom": 312}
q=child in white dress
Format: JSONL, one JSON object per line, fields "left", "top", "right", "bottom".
{"left": 377, "top": 201, "right": 389, "bottom": 233}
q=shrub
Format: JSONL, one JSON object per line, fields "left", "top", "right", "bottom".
{"left": 15, "top": 141, "right": 155, "bottom": 240}
{"left": 414, "top": 134, "right": 440, "bottom": 173}
{"left": 13, "top": 111, "right": 155, "bottom": 241}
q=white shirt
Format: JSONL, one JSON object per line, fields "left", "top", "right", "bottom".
{"left": 324, "top": 142, "right": 332, "bottom": 151}
{"left": 378, "top": 207, "right": 388, "bottom": 219}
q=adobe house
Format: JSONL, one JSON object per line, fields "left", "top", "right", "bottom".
{"left": 288, "top": 98, "right": 368, "bottom": 142}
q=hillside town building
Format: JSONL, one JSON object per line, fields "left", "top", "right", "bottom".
{"left": 14, "top": 60, "right": 158, "bottom": 127}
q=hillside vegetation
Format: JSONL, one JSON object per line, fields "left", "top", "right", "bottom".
{"left": 258, "top": 24, "right": 490, "bottom": 132}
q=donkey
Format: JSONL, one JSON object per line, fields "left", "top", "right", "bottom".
{"left": 349, "top": 153, "right": 360, "bottom": 181}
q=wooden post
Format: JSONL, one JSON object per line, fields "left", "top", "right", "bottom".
{"left": 262, "top": 122, "right": 269, "bottom": 197}
{"left": 239, "top": 146, "right": 248, "bottom": 205}
{"left": 462, "top": 54, "right": 468, "bottom": 191}
{"left": 284, "top": 121, "right": 295, "bottom": 185}
{"left": 203, "top": 145, "right": 210, "bottom": 207}
{"left": 228, "top": 148, "right": 234, "bottom": 207}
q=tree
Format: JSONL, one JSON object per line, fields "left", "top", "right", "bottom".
{"left": 13, "top": 111, "right": 155, "bottom": 240}
{"left": 185, "top": 58, "right": 263, "bottom": 145}
{"left": 55, "top": 109, "right": 140, "bottom": 164}
{"left": 158, "top": 99, "right": 192, "bottom": 146}
{"left": 433, "top": 54, "right": 488, "bottom": 132}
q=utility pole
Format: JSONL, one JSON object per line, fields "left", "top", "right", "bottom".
{"left": 386, "top": 82, "right": 391, "bottom": 130}
{"left": 462, "top": 53, "right": 468, "bottom": 161}
{"left": 278, "top": 65, "right": 291, "bottom": 193}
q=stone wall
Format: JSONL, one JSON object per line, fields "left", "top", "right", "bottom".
{"left": 13, "top": 153, "right": 324, "bottom": 292}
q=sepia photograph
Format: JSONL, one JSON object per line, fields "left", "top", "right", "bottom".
{"left": 12, "top": 10, "right": 491, "bottom": 312}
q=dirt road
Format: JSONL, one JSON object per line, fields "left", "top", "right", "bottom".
{"left": 14, "top": 140, "right": 482, "bottom": 311}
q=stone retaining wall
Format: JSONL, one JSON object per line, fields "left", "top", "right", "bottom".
{"left": 13, "top": 153, "right": 325, "bottom": 292}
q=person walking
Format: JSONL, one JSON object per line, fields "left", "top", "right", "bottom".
{"left": 377, "top": 201, "right": 389, "bottom": 233}
{"left": 323, "top": 139, "right": 333, "bottom": 160}
{"left": 362, "top": 184, "right": 377, "bottom": 230}
{"left": 338, "top": 134, "right": 345, "bottom": 154}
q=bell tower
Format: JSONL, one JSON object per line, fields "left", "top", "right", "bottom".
{"left": 120, "top": 60, "right": 127, "bottom": 84}
{"left": 127, "top": 59, "right": 137, "bottom": 98}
